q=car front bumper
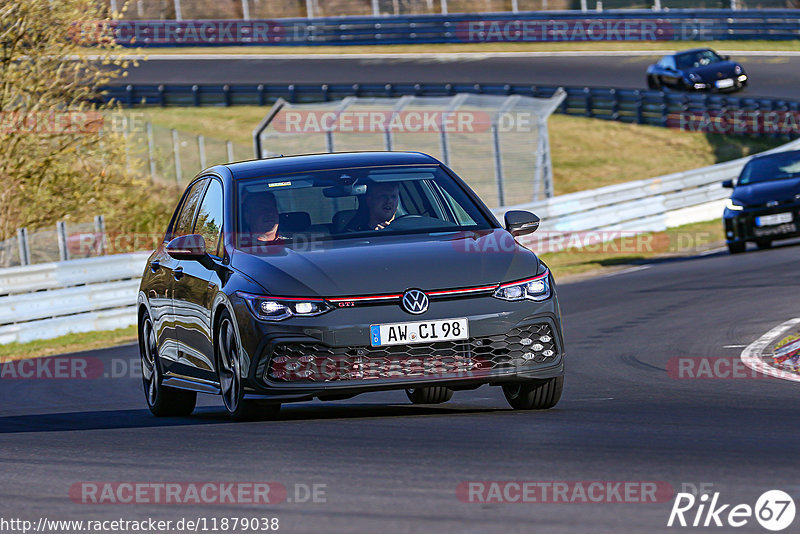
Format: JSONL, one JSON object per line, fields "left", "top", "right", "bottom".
{"left": 233, "top": 291, "right": 565, "bottom": 401}
{"left": 724, "top": 203, "right": 800, "bottom": 244}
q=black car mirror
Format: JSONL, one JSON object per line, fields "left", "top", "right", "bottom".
{"left": 504, "top": 210, "right": 540, "bottom": 237}
{"left": 166, "top": 234, "right": 208, "bottom": 261}
{"left": 723, "top": 55, "right": 731, "bottom": 60}
{"left": 722, "top": 179, "right": 734, "bottom": 189}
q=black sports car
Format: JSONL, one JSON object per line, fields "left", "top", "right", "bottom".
{"left": 646, "top": 48, "right": 748, "bottom": 92}
{"left": 137, "top": 151, "right": 565, "bottom": 420}
{"left": 723, "top": 149, "right": 800, "bottom": 254}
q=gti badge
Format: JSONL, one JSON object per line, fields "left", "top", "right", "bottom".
{"left": 401, "top": 289, "right": 429, "bottom": 315}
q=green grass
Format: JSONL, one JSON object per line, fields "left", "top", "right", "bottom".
{"left": 0, "top": 326, "right": 137, "bottom": 363}
{"left": 541, "top": 219, "right": 725, "bottom": 278}
{"left": 135, "top": 107, "right": 783, "bottom": 196}
{"left": 108, "top": 40, "right": 800, "bottom": 56}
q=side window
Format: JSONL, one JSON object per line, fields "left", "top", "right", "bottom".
{"left": 193, "top": 179, "right": 224, "bottom": 257}
{"left": 172, "top": 179, "right": 208, "bottom": 238}
{"left": 659, "top": 56, "right": 675, "bottom": 70}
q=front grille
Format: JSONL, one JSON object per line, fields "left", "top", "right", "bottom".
{"left": 266, "top": 323, "right": 558, "bottom": 383}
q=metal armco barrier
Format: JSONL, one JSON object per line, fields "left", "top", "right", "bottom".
{"left": 492, "top": 137, "right": 800, "bottom": 251}
{"left": 0, "top": 253, "right": 150, "bottom": 344}
{"left": 104, "top": 82, "right": 800, "bottom": 138}
{"left": 99, "top": 10, "right": 800, "bottom": 46}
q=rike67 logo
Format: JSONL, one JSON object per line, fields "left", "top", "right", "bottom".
{"left": 667, "top": 490, "right": 795, "bottom": 531}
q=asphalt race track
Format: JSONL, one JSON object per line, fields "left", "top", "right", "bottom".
{"left": 2, "top": 240, "right": 799, "bottom": 533}
{"left": 120, "top": 53, "right": 800, "bottom": 100}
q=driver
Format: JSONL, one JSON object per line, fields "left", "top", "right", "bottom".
{"left": 344, "top": 182, "right": 400, "bottom": 232}
{"left": 242, "top": 191, "right": 282, "bottom": 243}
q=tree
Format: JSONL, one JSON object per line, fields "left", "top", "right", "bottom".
{"left": 0, "top": 0, "right": 167, "bottom": 243}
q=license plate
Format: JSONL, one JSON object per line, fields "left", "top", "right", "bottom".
{"left": 754, "top": 223, "right": 797, "bottom": 237}
{"left": 756, "top": 212, "right": 793, "bottom": 227}
{"left": 370, "top": 318, "right": 468, "bottom": 347}
{"left": 715, "top": 78, "right": 734, "bottom": 89}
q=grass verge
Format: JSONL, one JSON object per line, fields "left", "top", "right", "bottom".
{"left": 135, "top": 107, "right": 783, "bottom": 196}
{"left": 541, "top": 219, "right": 725, "bottom": 278}
{"left": 0, "top": 326, "right": 137, "bottom": 363}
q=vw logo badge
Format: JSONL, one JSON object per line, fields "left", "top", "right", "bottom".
{"left": 401, "top": 289, "right": 429, "bottom": 315}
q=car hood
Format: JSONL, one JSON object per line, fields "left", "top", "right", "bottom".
{"left": 687, "top": 61, "right": 740, "bottom": 81}
{"left": 230, "top": 229, "right": 541, "bottom": 297}
{"left": 733, "top": 177, "right": 800, "bottom": 207}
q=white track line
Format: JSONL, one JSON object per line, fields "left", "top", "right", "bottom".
{"left": 740, "top": 317, "right": 800, "bottom": 383}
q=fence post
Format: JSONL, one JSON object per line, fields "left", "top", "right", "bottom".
{"left": 241, "top": 0, "right": 250, "bottom": 20}
{"left": 17, "top": 228, "right": 30, "bottom": 266}
{"left": 511, "top": 0, "right": 519, "bottom": 12}
{"left": 441, "top": 0, "right": 448, "bottom": 15}
{"left": 580, "top": 0, "right": 587, "bottom": 11}
{"left": 173, "top": 0, "right": 182, "bottom": 20}
{"left": 730, "top": 0, "right": 737, "bottom": 8}
{"left": 109, "top": 0, "right": 118, "bottom": 16}
{"left": 146, "top": 122, "right": 156, "bottom": 183}
{"left": 172, "top": 128, "right": 182, "bottom": 185}
{"left": 94, "top": 215, "right": 106, "bottom": 256}
{"left": 653, "top": 0, "right": 661, "bottom": 10}
{"left": 198, "top": 134, "right": 207, "bottom": 169}
{"left": 305, "top": 0, "right": 314, "bottom": 18}
{"left": 371, "top": 0, "right": 380, "bottom": 16}
{"left": 227, "top": 141, "right": 235, "bottom": 163}
{"left": 57, "top": 221, "right": 70, "bottom": 262}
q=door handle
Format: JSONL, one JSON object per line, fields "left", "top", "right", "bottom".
{"left": 173, "top": 266, "right": 184, "bottom": 281}
{"left": 149, "top": 260, "right": 160, "bottom": 272}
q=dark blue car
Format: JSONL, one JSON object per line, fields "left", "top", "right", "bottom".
{"left": 647, "top": 48, "right": 748, "bottom": 92}
{"left": 723, "top": 150, "right": 800, "bottom": 254}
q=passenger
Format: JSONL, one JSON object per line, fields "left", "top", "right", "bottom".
{"left": 242, "top": 191, "right": 282, "bottom": 243}
{"left": 344, "top": 182, "right": 400, "bottom": 232}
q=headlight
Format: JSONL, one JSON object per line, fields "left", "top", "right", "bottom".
{"left": 237, "top": 291, "right": 333, "bottom": 321}
{"left": 726, "top": 199, "right": 744, "bottom": 211}
{"left": 493, "top": 269, "right": 551, "bottom": 302}
{"left": 688, "top": 73, "right": 701, "bottom": 82}
{"left": 735, "top": 65, "right": 743, "bottom": 75}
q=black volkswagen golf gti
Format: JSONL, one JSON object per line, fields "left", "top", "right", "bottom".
{"left": 138, "top": 152, "right": 565, "bottom": 420}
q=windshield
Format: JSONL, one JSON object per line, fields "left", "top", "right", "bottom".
{"left": 675, "top": 49, "right": 723, "bottom": 70}
{"left": 236, "top": 165, "right": 494, "bottom": 249}
{"left": 738, "top": 152, "right": 800, "bottom": 185}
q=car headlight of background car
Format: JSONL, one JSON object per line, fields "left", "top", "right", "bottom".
{"left": 726, "top": 199, "right": 745, "bottom": 211}
{"left": 493, "top": 270, "right": 551, "bottom": 302}
{"left": 237, "top": 292, "right": 333, "bottom": 321}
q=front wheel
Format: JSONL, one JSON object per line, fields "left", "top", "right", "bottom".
{"left": 217, "top": 311, "right": 280, "bottom": 421}
{"left": 502, "top": 376, "right": 563, "bottom": 410}
{"left": 139, "top": 311, "right": 196, "bottom": 417}
{"left": 406, "top": 386, "right": 453, "bottom": 404}
{"left": 756, "top": 239, "right": 773, "bottom": 250}
{"left": 727, "top": 242, "right": 746, "bottom": 254}
{"left": 647, "top": 75, "right": 661, "bottom": 90}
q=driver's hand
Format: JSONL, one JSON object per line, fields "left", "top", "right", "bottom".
{"left": 374, "top": 220, "right": 392, "bottom": 230}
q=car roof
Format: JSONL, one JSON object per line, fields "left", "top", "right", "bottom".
{"left": 748, "top": 149, "right": 800, "bottom": 162}
{"left": 672, "top": 48, "right": 715, "bottom": 57}
{"left": 223, "top": 151, "right": 442, "bottom": 180}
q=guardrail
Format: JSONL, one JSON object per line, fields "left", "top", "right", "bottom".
{"left": 0, "top": 253, "right": 149, "bottom": 344}
{"left": 105, "top": 83, "right": 800, "bottom": 138}
{"left": 493, "top": 136, "right": 800, "bottom": 249}
{"left": 104, "top": 10, "right": 800, "bottom": 46}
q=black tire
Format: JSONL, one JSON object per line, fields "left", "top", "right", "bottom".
{"left": 502, "top": 376, "right": 563, "bottom": 410}
{"left": 727, "top": 242, "right": 746, "bottom": 254}
{"left": 216, "top": 310, "right": 281, "bottom": 421}
{"left": 406, "top": 386, "right": 453, "bottom": 404}
{"left": 756, "top": 239, "right": 773, "bottom": 250}
{"left": 139, "top": 310, "right": 196, "bottom": 417}
{"left": 647, "top": 75, "right": 661, "bottom": 91}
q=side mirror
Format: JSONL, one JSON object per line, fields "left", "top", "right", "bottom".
{"left": 723, "top": 55, "right": 731, "bottom": 61}
{"left": 722, "top": 179, "right": 734, "bottom": 189}
{"left": 166, "top": 234, "right": 207, "bottom": 260}
{"left": 504, "top": 210, "right": 540, "bottom": 237}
